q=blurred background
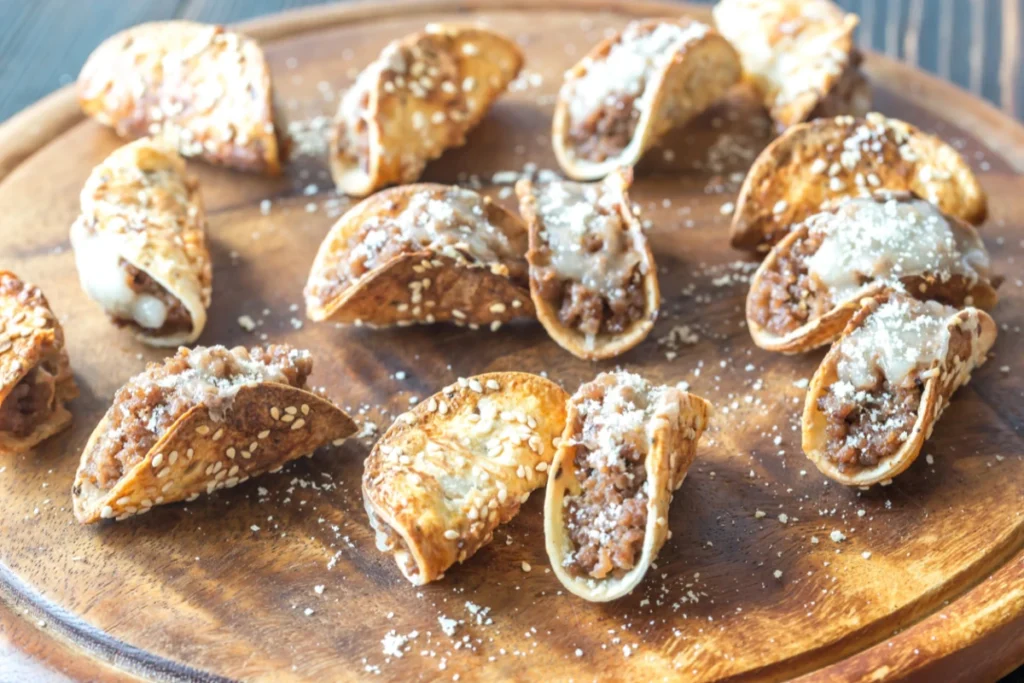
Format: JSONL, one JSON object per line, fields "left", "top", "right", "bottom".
{"left": 0, "top": 0, "right": 1021, "bottom": 123}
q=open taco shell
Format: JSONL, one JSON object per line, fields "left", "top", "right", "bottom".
{"left": 802, "top": 293, "right": 996, "bottom": 486}
{"left": 305, "top": 183, "right": 533, "bottom": 328}
{"left": 71, "top": 138, "right": 212, "bottom": 347}
{"left": 362, "top": 372, "right": 568, "bottom": 586}
{"left": 78, "top": 21, "right": 281, "bottom": 174}
{"left": 0, "top": 272, "right": 78, "bottom": 454}
{"left": 713, "top": 0, "right": 870, "bottom": 132}
{"left": 517, "top": 169, "right": 659, "bottom": 360}
{"left": 552, "top": 18, "right": 741, "bottom": 181}
{"left": 330, "top": 24, "right": 523, "bottom": 197}
{"left": 544, "top": 372, "right": 710, "bottom": 602}
{"left": 731, "top": 113, "right": 988, "bottom": 252}
{"left": 746, "top": 193, "right": 998, "bottom": 354}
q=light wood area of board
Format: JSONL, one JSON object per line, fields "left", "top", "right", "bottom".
{"left": 0, "top": 1, "right": 1021, "bottom": 682}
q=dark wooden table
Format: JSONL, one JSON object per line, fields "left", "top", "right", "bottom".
{"left": 0, "top": 1, "right": 1021, "bottom": 682}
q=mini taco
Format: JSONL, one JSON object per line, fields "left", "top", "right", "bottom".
{"left": 713, "top": 0, "right": 871, "bottom": 132}
{"left": 305, "top": 183, "right": 533, "bottom": 329}
{"left": 747, "top": 193, "right": 998, "bottom": 353}
{"left": 516, "top": 169, "right": 659, "bottom": 360}
{"left": 72, "top": 345, "right": 355, "bottom": 523}
{"left": 552, "top": 18, "right": 741, "bottom": 180}
{"left": 0, "top": 272, "right": 78, "bottom": 455}
{"left": 362, "top": 372, "right": 568, "bottom": 585}
{"left": 78, "top": 21, "right": 281, "bottom": 174}
{"left": 802, "top": 292, "right": 996, "bottom": 486}
{"left": 71, "top": 138, "right": 212, "bottom": 347}
{"left": 331, "top": 24, "right": 523, "bottom": 196}
{"left": 731, "top": 113, "right": 988, "bottom": 252}
{"left": 545, "top": 371, "right": 710, "bottom": 602}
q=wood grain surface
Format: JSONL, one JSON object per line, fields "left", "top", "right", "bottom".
{"left": 0, "top": 1, "right": 1022, "bottom": 682}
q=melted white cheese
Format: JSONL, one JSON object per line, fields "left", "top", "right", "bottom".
{"left": 805, "top": 197, "right": 990, "bottom": 302}
{"left": 836, "top": 296, "right": 952, "bottom": 389}
{"left": 70, "top": 226, "right": 169, "bottom": 331}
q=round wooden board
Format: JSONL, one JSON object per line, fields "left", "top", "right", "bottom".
{"left": 0, "top": 1, "right": 1022, "bottom": 681}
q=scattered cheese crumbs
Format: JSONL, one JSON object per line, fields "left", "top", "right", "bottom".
{"left": 381, "top": 631, "right": 409, "bottom": 658}
{"left": 720, "top": 201, "right": 735, "bottom": 215}
{"left": 304, "top": 608, "right": 315, "bottom": 616}
{"left": 862, "top": 551, "right": 872, "bottom": 560}
{"left": 438, "top": 615, "right": 459, "bottom": 637}
{"left": 250, "top": 525, "right": 260, "bottom": 532}
{"left": 792, "top": 378, "right": 809, "bottom": 389}
{"left": 575, "top": 648, "right": 584, "bottom": 657}
{"left": 237, "top": 315, "right": 256, "bottom": 332}
{"left": 926, "top": 454, "right": 935, "bottom": 465}
{"left": 830, "top": 529, "right": 847, "bottom": 543}
{"left": 811, "top": 536, "right": 820, "bottom": 544}
{"left": 314, "top": 585, "right": 325, "bottom": 595}
{"left": 773, "top": 570, "right": 783, "bottom": 579}
{"left": 778, "top": 513, "right": 788, "bottom": 524}
{"left": 259, "top": 199, "right": 272, "bottom": 215}
{"left": 754, "top": 510, "right": 766, "bottom": 519}
{"left": 521, "top": 561, "right": 532, "bottom": 572}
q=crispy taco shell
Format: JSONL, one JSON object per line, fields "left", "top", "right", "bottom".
{"left": 78, "top": 21, "right": 280, "bottom": 174}
{"left": 713, "top": 0, "right": 870, "bottom": 132}
{"left": 544, "top": 372, "right": 710, "bottom": 602}
{"left": 331, "top": 24, "right": 523, "bottom": 196}
{"left": 305, "top": 183, "right": 533, "bottom": 328}
{"left": 0, "top": 272, "right": 78, "bottom": 454}
{"left": 552, "top": 18, "right": 741, "bottom": 180}
{"left": 362, "top": 372, "right": 568, "bottom": 585}
{"left": 73, "top": 347, "right": 355, "bottom": 523}
{"left": 802, "top": 293, "right": 996, "bottom": 486}
{"left": 517, "top": 169, "right": 659, "bottom": 360}
{"left": 71, "top": 138, "right": 211, "bottom": 347}
{"left": 731, "top": 113, "right": 988, "bottom": 252}
{"left": 747, "top": 193, "right": 998, "bottom": 354}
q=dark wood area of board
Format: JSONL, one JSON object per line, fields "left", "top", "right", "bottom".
{"left": 1, "top": 0, "right": 1024, "bottom": 125}
{"left": 0, "top": 1, "right": 1022, "bottom": 682}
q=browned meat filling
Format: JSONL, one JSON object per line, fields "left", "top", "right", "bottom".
{"left": 568, "top": 93, "right": 641, "bottom": 163}
{"left": 565, "top": 379, "right": 648, "bottom": 579}
{"left": 818, "top": 375, "right": 923, "bottom": 470}
{"left": 76, "top": 345, "right": 311, "bottom": 491}
{"left": 122, "top": 261, "right": 193, "bottom": 336}
{"left": 749, "top": 230, "right": 834, "bottom": 335}
{"left": 536, "top": 269, "right": 646, "bottom": 337}
{"left": 0, "top": 365, "right": 57, "bottom": 438}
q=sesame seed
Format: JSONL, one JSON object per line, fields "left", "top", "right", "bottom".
{"left": 226, "top": 448, "right": 236, "bottom": 459}
{"left": 443, "top": 530, "right": 459, "bottom": 540}
{"left": 271, "top": 407, "right": 280, "bottom": 420}
{"left": 151, "top": 453, "right": 164, "bottom": 468}
{"left": 157, "top": 467, "right": 171, "bottom": 479}
{"left": 291, "top": 418, "right": 306, "bottom": 431}
{"left": 196, "top": 425, "right": 210, "bottom": 435}
{"left": 212, "top": 429, "right": 224, "bottom": 441}
{"left": 258, "top": 430, "right": 270, "bottom": 439}
{"left": 301, "top": 404, "right": 310, "bottom": 415}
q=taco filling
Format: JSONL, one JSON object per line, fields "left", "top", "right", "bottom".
{"left": 816, "top": 297, "right": 952, "bottom": 471}
{"left": 530, "top": 180, "right": 646, "bottom": 341}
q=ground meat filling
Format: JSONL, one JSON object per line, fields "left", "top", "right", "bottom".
{"left": 749, "top": 230, "right": 834, "bottom": 336}
{"left": 569, "top": 93, "right": 641, "bottom": 163}
{"left": 78, "top": 345, "right": 312, "bottom": 492}
{"left": 564, "top": 376, "right": 652, "bottom": 579}
{"left": 531, "top": 180, "right": 647, "bottom": 338}
{"left": 818, "top": 375, "right": 923, "bottom": 470}
{"left": 122, "top": 262, "right": 193, "bottom": 336}
{"left": 0, "top": 365, "right": 57, "bottom": 437}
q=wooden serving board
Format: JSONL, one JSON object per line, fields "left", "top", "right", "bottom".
{"left": 0, "top": 1, "right": 1021, "bottom": 681}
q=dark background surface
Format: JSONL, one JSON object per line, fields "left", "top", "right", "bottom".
{"left": 0, "top": 1, "right": 1020, "bottom": 681}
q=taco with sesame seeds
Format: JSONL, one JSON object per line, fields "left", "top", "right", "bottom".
{"left": 551, "top": 17, "right": 741, "bottom": 181}
{"left": 713, "top": 0, "right": 871, "bottom": 133}
{"left": 0, "top": 272, "right": 78, "bottom": 455}
{"left": 516, "top": 169, "right": 659, "bottom": 361}
{"left": 78, "top": 21, "right": 281, "bottom": 174}
{"left": 802, "top": 292, "right": 996, "bottom": 487}
{"left": 731, "top": 113, "right": 988, "bottom": 253}
{"left": 304, "top": 183, "right": 534, "bottom": 329}
{"left": 544, "top": 371, "right": 710, "bottom": 602}
{"left": 331, "top": 24, "right": 523, "bottom": 197}
{"left": 72, "top": 345, "right": 355, "bottom": 524}
{"left": 747, "top": 192, "right": 998, "bottom": 354}
{"left": 363, "top": 372, "right": 568, "bottom": 585}
{"left": 70, "top": 137, "right": 212, "bottom": 348}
